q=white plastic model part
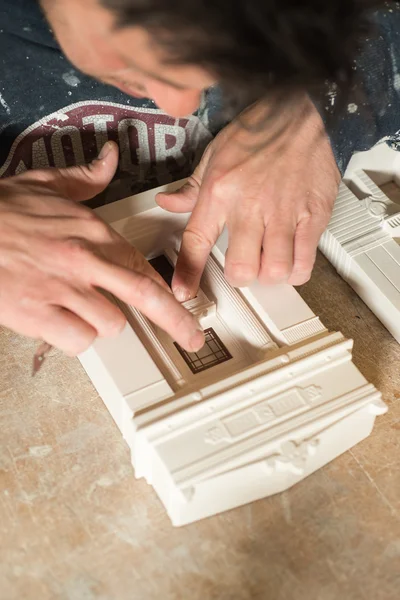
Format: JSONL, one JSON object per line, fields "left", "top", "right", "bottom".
{"left": 78, "top": 180, "right": 387, "bottom": 526}
{"left": 319, "top": 144, "right": 400, "bottom": 343}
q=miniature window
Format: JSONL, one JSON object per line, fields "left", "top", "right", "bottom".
{"left": 149, "top": 255, "right": 174, "bottom": 288}
{"left": 174, "top": 328, "right": 232, "bottom": 374}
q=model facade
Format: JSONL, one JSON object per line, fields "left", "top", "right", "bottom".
{"left": 78, "top": 181, "right": 386, "bottom": 526}
{"left": 320, "top": 144, "right": 400, "bottom": 343}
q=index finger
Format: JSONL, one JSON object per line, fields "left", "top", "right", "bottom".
{"left": 90, "top": 255, "right": 204, "bottom": 352}
{"left": 103, "top": 236, "right": 172, "bottom": 293}
{"left": 173, "top": 192, "right": 226, "bottom": 302}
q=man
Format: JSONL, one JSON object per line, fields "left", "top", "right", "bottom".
{"left": 0, "top": 0, "right": 398, "bottom": 357}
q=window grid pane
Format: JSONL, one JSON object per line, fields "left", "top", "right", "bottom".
{"left": 174, "top": 328, "right": 232, "bottom": 374}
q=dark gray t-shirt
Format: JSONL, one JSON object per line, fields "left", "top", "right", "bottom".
{"left": 1, "top": 0, "right": 400, "bottom": 202}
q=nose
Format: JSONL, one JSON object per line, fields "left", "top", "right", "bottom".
{"left": 146, "top": 80, "right": 203, "bottom": 117}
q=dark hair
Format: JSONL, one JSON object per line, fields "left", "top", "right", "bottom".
{"left": 102, "top": 0, "right": 390, "bottom": 113}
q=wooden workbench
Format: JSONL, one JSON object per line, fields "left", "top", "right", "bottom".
{"left": 1, "top": 253, "right": 399, "bottom": 600}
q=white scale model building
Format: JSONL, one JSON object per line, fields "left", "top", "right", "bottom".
{"left": 79, "top": 180, "right": 387, "bottom": 526}
{"left": 320, "top": 143, "right": 400, "bottom": 343}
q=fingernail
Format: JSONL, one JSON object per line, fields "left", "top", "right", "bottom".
{"left": 97, "top": 142, "right": 112, "bottom": 161}
{"left": 174, "top": 287, "right": 191, "bottom": 303}
{"left": 189, "top": 327, "right": 205, "bottom": 352}
{"left": 289, "top": 272, "right": 310, "bottom": 286}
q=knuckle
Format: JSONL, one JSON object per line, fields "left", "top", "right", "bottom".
{"left": 184, "top": 174, "right": 200, "bottom": 192}
{"left": 299, "top": 206, "right": 314, "bottom": 221}
{"left": 173, "top": 308, "right": 196, "bottom": 337}
{"left": 226, "top": 261, "right": 258, "bottom": 285}
{"left": 57, "top": 165, "right": 94, "bottom": 191}
{"left": 262, "top": 261, "right": 291, "bottom": 282}
{"left": 77, "top": 165, "right": 95, "bottom": 184}
{"left": 182, "top": 227, "right": 214, "bottom": 252}
{"left": 104, "top": 311, "right": 126, "bottom": 337}
{"left": 87, "top": 217, "right": 112, "bottom": 241}
{"left": 74, "top": 208, "right": 114, "bottom": 238}
{"left": 65, "top": 330, "right": 96, "bottom": 356}
{"left": 134, "top": 274, "right": 157, "bottom": 301}
{"left": 60, "top": 237, "right": 90, "bottom": 265}
{"left": 22, "top": 168, "right": 51, "bottom": 185}
{"left": 305, "top": 198, "right": 333, "bottom": 223}
{"left": 80, "top": 206, "right": 100, "bottom": 221}
{"left": 209, "top": 174, "right": 234, "bottom": 199}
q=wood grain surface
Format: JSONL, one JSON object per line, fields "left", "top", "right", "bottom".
{"left": 1, "top": 252, "right": 399, "bottom": 600}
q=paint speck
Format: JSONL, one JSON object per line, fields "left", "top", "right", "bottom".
{"left": 68, "top": 91, "right": 72, "bottom": 96}
{"left": 347, "top": 103, "right": 358, "bottom": 114}
{"left": 23, "top": 26, "right": 31, "bottom": 32}
{"left": 62, "top": 70, "right": 81, "bottom": 88}
{"left": 29, "top": 445, "right": 53, "bottom": 458}
{"left": 0, "top": 92, "right": 10, "bottom": 114}
{"left": 327, "top": 82, "right": 337, "bottom": 107}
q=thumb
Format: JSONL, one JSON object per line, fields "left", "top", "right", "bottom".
{"left": 47, "top": 141, "right": 119, "bottom": 202}
{"left": 156, "top": 141, "right": 213, "bottom": 213}
{"left": 156, "top": 177, "right": 200, "bottom": 214}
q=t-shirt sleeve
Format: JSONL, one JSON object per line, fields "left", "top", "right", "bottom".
{"left": 317, "top": 5, "right": 400, "bottom": 175}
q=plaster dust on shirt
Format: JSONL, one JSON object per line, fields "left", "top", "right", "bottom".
{"left": 62, "top": 70, "right": 81, "bottom": 88}
{"left": 0, "top": 91, "right": 11, "bottom": 115}
{"left": 347, "top": 103, "right": 358, "bottom": 114}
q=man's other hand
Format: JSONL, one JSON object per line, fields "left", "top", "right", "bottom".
{"left": 157, "top": 95, "right": 340, "bottom": 301}
{"left": 0, "top": 142, "right": 204, "bottom": 355}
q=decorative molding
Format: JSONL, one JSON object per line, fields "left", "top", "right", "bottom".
{"left": 281, "top": 317, "right": 326, "bottom": 345}
{"left": 264, "top": 438, "right": 320, "bottom": 476}
{"left": 118, "top": 299, "right": 184, "bottom": 388}
{"left": 201, "top": 255, "right": 276, "bottom": 354}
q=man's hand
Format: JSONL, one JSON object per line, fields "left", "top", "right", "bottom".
{"left": 157, "top": 95, "right": 340, "bottom": 301}
{"left": 0, "top": 142, "right": 204, "bottom": 355}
